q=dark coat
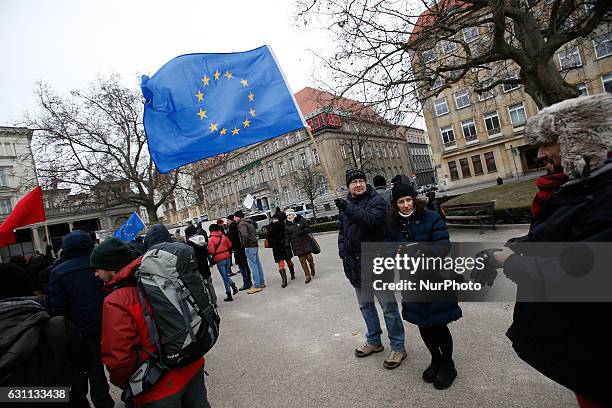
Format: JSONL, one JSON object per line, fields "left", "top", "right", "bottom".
{"left": 47, "top": 231, "right": 105, "bottom": 338}
{"left": 385, "top": 209, "right": 462, "bottom": 327}
{"left": 338, "top": 185, "right": 387, "bottom": 287}
{"left": 238, "top": 219, "right": 258, "bottom": 247}
{"left": 228, "top": 222, "right": 248, "bottom": 266}
{"left": 284, "top": 215, "right": 312, "bottom": 257}
{"left": 266, "top": 220, "right": 292, "bottom": 262}
{"left": 503, "top": 160, "right": 612, "bottom": 406}
{"left": 186, "top": 235, "right": 211, "bottom": 279}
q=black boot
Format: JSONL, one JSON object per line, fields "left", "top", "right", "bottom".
{"left": 224, "top": 291, "right": 233, "bottom": 302}
{"left": 279, "top": 269, "right": 288, "bottom": 288}
{"left": 422, "top": 354, "right": 441, "bottom": 383}
{"left": 289, "top": 264, "right": 295, "bottom": 280}
{"left": 433, "top": 359, "right": 457, "bottom": 390}
{"left": 231, "top": 282, "right": 239, "bottom": 295}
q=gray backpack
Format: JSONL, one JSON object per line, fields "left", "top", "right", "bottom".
{"left": 135, "top": 242, "right": 220, "bottom": 368}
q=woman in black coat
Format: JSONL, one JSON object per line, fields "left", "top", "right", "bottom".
{"left": 266, "top": 211, "right": 295, "bottom": 287}
{"left": 284, "top": 210, "right": 315, "bottom": 283}
{"left": 385, "top": 183, "right": 461, "bottom": 390}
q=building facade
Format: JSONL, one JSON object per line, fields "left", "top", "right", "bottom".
{"left": 411, "top": 14, "right": 612, "bottom": 190}
{"left": 398, "top": 126, "right": 436, "bottom": 186}
{"left": 159, "top": 88, "right": 416, "bottom": 225}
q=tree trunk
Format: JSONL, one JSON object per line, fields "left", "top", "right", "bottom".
{"left": 146, "top": 205, "right": 159, "bottom": 223}
{"left": 521, "top": 60, "right": 579, "bottom": 109}
{"left": 310, "top": 198, "right": 317, "bottom": 224}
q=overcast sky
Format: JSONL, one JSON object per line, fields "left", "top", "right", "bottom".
{"left": 0, "top": 0, "right": 331, "bottom": 125}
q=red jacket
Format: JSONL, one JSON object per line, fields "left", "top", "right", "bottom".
{"left": 207, "top": 231, "right": 232, "bottom": 262}
{"left": 100, "top": 257, "right": 204, "bottom": 406}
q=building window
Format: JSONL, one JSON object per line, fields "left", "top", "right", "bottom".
{"left": 502, "top": 74, "right": 520, "bottom": 92}
{"left": 235, "top": 180, "right": 240, "bottom": 192}
{"left": 254, "top": 150, "right": 260, "bottom": 160}
{"left": 594, "top": 32, "right": 612, "bottom": 59}
{"left": 558, "top": 47, "right": 582, "bottom": 70}
{"left": 448, "top": 161, "right": 460, "bottom": 181}
{"left": 461, "top": 119, "right": 478, "bottom": 143}
{"left": 431, "top": 76, "right": 444, "bottom": 89}
{"left": 0, "top": 168, "right": 9, "bottom": 187}
{"left": 273, "top": 141, "right": 279, "bottom": 151}
{"left": 319, "top": 175, "right": 328, "bottom": 194}
{"left": 441, "top": 40, "right": 457, "bottom": 54}
{"left": 603, "top": 72, "right": 612, "bottom": 94}
{"left": 477, "top": 79, "right": 495, "bottom": 101}
{"left": 295, "top": 130, "right": 304, "bottom": 142}
{"left": 289, "top": 157, "right": 296, "bottom": 172}
{"left": 454, "top": 89, "right": 470, "bottom": 109}
{"left": 243, "top": 176, "right": 249, "bottom": 189}
{"left": 471, "top": 155, "right": 484, "bottom": 175}
{"left": 263, "top": 145, "right": 270, "bottom": 156}
{"left": 577, "top": 82, "right": 589, "bottom": 96}
{"left": 434, "top": 97, "right": 449, "bottom": 116}
{"left": 484, "top": 111, "right": 502, "bottom": 136}
{"left": 463, "top": 26, "right": 479, "bottom": 43}
{"left": 312, "top": 148, "right": 320, "bottom": 164}
{"left": 279, "top": 161, "right": 287, "bottom": 176}
{"left": 259, "top": 168, "right": 266, "bottom": 183}
{"left": 375, "top": 144, "right": 381, "bottom": 158}
{"left": 459, "top": 158, "right": 472, "bottom": 178}
{"left": 0, "top": 199, "right": 11, "bottom": 215}
{"left": 300, "top": 152, "right": 308, "bottom": 168}
{"left": 274, "top": 189, "right": 280, "bottom": 206}
{"left": 340, "top": 144, "right": 347, "bottom": 159}
{"left": 508, "top": 103, "right": 527, "bottom": 128}
{"left": 268, "top": 165, "right": 276, "bottom": 180}
{"left": 394, "top": 144, "right": 400, "bottom": 158}
{"left": 440, "top": 125, "right": 456, "bottom": 147}
{"left": 284, "top": 135, "right": 292, "bottom": 146}
{"left": 422, "top": 48, "right": 437, "bottom": 64}
{"left": 484, "top": 151, "right": 497, "bottom": 172}
{"left": 283, "top": 186, "right": 291, "bottom": 203}
{"left": 383, "top": 145, "right": 388, "bottom": 158}
{"left": 251, "top": 172, "right": 257, "bottom": 187}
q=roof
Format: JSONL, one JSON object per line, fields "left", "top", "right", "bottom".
{"left": 409, "top": 0, "right": 466, "bottom": 43}
{"left": 293, "top": 87, "right": 384, "bottom": 122}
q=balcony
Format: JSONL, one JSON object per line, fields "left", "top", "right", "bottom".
{"left": 239, "top": 181, "right": 270, "bottom": 196}
{"left": 487, "top": 128, "right": 503, "bottom": 139}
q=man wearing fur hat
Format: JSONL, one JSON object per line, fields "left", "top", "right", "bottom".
{"left": 492, "top": 93, "right": 612, "bottom": 407}
{"left": 335, "top": 169, "right": 407, "bottom": 369}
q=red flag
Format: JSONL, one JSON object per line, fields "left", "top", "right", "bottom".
{"left": 0, "top": 186, "right": 46, "bottom": 247}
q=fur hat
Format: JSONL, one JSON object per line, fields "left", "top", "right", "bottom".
{"left": 525, "top": 93, "right": 612, "bottom": 179}
{"left": 346, "top": 168, "right": 366, "bottom": 186}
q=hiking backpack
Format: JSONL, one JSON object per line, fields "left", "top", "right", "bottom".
{"left": 136, "top": 242, "right": 220, "bottom": 368}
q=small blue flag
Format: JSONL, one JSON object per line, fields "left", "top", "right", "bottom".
{"left": 141, "top": 45, "right": 307, "bottom": 173}
{"left": 114, "top": 212, "right": 145, "bottom": 242}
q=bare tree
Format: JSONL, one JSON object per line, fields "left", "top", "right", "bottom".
{"left": 292, "top": 164, "right": 326, "bottom": 223}
{"left": 26, "top": 75, "right": 182, "bottom": 222}
{"left": 296, "top": 0, "right": 611, "bottom": 117}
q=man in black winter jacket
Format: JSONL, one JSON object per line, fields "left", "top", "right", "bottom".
{"left": 185, "top": 224, "right": 217, "bottom": 306}
{"left": 47, "top": 230, "right": 114, "bottom": 408}
{"left": 227, "top": 214, "right": 252, "bottom": 290}
{"left": 493, "top": 94, "right": 612, "bottom": 407}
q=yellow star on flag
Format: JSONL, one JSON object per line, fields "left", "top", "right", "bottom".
{"left": 213, "top": 70, "right": 221, "bottom": 80}
{"left": 240, "top": 79, "right": 248, "bottom": 87}
{"left": 201, "top": 75, "right": 210, "bottom": 86}
{"left": 243, "top": 119, "right": 251, "bottom": 128}
{"left": 195, "top": 90, "right": 204, "bottom": 102}
{"left": 232, "top": 127, "right": 240, "bottom": 135}
{"left": 249, "top": 108, "right": 256, "bottom": 117}
{"left": 197, "top": 108, "right": 207, "bottom": 120}
{"left": 220, "top": 128, "right": 227, "bottom": 135}
{"left": 248, "top": 92, "right": 254, "bottom": 102}
{"left": 224, "top": 71, "right": 233, "bottom": 80}
{"left": 209, "top": 123, "right": 218, "bottom": 132}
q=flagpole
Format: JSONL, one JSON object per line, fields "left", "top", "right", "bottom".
{"left": 305, "top": 127, "right": 339, "bottom": 199}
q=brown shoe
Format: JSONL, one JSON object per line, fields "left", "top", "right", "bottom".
{"left": 354, "top": 342, "right": 384, "bottom": 357}
{"left": 305, "top": 276, "right": 312, "bottom": 284}
{"left": 247, "top": 287, "right": 263, "bottom": 294}
{"left": 383, "top": 350, "right": 407, "bottom": 369}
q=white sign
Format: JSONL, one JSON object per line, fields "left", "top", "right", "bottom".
{"left": 243, "top": 194, "right": 254, "bottom": 209}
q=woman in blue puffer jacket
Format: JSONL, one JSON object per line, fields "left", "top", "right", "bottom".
{"left": 385, "top": 182, "right": 462, "bottom": 390}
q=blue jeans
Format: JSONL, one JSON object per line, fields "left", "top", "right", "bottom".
{"left": 216, "top": 258, "right": 233, "bottom": 292}
{"left": 355, "top": 287, "right": 405, "bottom": 352}
{"left": 245, "top": 247, "right": 265, "bottom": 288}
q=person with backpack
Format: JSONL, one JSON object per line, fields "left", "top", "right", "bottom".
{"left": 92, "top": 233, "right": 214, "bottom": 408}
{"left": 208, "top": 224, "right": 237, "bottom": 302}
{"left": 185, "top": 224, "right": 217, "bottom": 306}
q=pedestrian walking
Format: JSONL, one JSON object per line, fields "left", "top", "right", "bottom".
{"left": 208, "top": 224, "right": 238, "bottom": 302}
{"left": 185, "top": 224, "right": 217, "bottom": 306}
{"left": 284, "top": 209, "right": 315, "bottom": 283}
{"left": 336, "top": 168, "right": 407, "bottom": 369}
{"left": 385, "top": 182, "right": 461, "bottom": 389}
{"left": 234, "top": 210, "right": 266, "bottom": 294}
{"left": 266, "top": 210, "right": 295, "bottom": 287}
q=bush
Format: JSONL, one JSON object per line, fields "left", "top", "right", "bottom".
{"left": 308, "top": 221, "right": 339, "bottom": 234}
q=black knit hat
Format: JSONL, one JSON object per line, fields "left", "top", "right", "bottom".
{"left": 345, "top": 168, "right": 366, "bottom": 186}
{"left": 90, "top": 237, "right": 134, "bottom": 272}
{"left": 185, "top": 224, "right": 197, "bottom": 238}
{"left": 234, "top": 210, "right": 245, "bottom": 219}
{"left": 373, "top": 175, "right": 386, "bottom": 188}
{"left": 391, "top": 183, "right": 416, "bottom": 202}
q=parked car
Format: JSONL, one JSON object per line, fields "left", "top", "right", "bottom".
{"left": 246, "top": 211, "right": 272, "bottom": 234}
{"left": 291, "top": 203, "right": 315, "bottom": 220}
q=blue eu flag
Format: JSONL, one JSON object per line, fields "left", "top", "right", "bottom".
{"left": 114, "top": 212, "right": 145, "bottom": 242}
{"left": 141, "top": 45, "right": 307, "bottom": 173}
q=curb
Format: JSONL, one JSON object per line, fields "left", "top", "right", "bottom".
{"left": 447, "top": 223, "right": 530, "bottom": 230}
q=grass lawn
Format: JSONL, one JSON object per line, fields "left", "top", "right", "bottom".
{"left": 443, "top": 179, "right": 537, "bottom": 209}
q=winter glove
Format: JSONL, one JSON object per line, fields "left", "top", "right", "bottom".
{"left": 471, "top": 248, "right": 503, "bottom": 286}
{"left": 334, "top": 198, "right": 348, "bottom": 212}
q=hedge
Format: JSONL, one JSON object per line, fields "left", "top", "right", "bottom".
{"left": 444, "top": 206, "right": 532, "bottom": 225}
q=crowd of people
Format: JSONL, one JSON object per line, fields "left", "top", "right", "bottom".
{"left": 0, "top": 93, "right": 610, "bottom": 408}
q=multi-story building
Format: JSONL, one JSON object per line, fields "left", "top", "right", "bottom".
{"left": 398, "top": 126, "right": 436, "bottom": 186}
{"left": 159, "top": 87, "right": 415, "bottom": 225}
{"left": 410, "top": 10, "right": 612, "bottom": 190}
